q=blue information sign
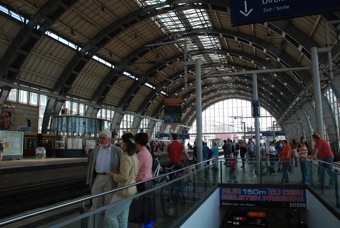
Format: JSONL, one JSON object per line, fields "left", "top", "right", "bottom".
{"left": 220, "top": 186, "right": 307, "bottom": 208}
{"left": 261, "top": 131, "right": 285, "bottom": 137}
{"left": 230, "top": 0, "right": 340, "bottom": 26}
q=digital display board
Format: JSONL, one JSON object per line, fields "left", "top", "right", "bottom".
{"left": 220, "top": 186, "right": 307, "bottom": 208}
{"left": 164, "top": 98, "right": 182, "bottom": 124}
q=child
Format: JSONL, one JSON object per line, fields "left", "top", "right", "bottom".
{"left": 229, "top": 154, "right": 238, "bottom": 183}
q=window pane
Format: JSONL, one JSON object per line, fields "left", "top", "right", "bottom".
{"left": 8, "top": 89, "right": 17, "bottom": 102}
{"left": 29, "top": 92, "right": 38, "bottom": 105}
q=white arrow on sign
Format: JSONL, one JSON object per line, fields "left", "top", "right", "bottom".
{"left": 239, "top": 0, "right": 253, "bottom": 17}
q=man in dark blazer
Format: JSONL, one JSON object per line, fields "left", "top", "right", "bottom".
{"left": 86, "top": 129, "right": 122, "bottom": 227}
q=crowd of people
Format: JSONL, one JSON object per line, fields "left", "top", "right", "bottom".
{"left": 219, "top": 134, "right": 335, "bottom": 186}
{"left": 86, "top": 129, "right": 158, "bottom": 228}
{"left": 85, "top": 129, "right": 335, "bottom": 227}
{"left": 86, "top": 131, "right": 193, "bottom": 228}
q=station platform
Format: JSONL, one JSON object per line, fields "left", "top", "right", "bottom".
{"left": 0, "top": 151, "right": 172, "bottom": 190}
{"left": 0, "top": 157, "right": 88, "bottom": 190}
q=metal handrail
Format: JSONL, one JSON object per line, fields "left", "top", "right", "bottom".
{"left": 0, "top": 158, "right": 207, "bottom": 226}
{"left": 1, "top": 156, "right": 338, "bottom": 226}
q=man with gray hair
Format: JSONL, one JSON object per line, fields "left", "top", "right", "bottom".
{"left": 86, "top": 129, "right": 123, "bottom": 227}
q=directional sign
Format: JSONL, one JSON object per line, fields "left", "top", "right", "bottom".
{"left": 230, "top": 0, "right": 340, "bottom": 26}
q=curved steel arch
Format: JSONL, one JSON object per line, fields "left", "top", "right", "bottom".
{"left": 53, "top": 1, "right": 313, "bottom": 112}
{"left": 44, "top": 1, "right": 216, "bottom": 124}
{"left": 0, "top": 0, "right": 77, "bottom": 83}
{"left": 122, "top": 26, "right": 310, "bottom": 84}
{"left": 138, "top": 51, "right": 296, "bottom": 119}
{"left": 156, "top": 86, "right": 276, "bottom": 126}
{"left": 52, "top": 1, "right": 216, "bottom": 95}
{"left": 127, "top": 27, "right": 312, "bottom": 82}
{"left": 1, "top": 0, "right": 327, "bottom": 133}
{"left": 46, "top": 1, "right": 314, "bottom": 131}
{"left": 179, "top": 85, "right": 282, "bottom": 124}
{"left": 187, "top": 94, "right": 275, "bottom": 127}
{"left": 179, "top": 81, "right": 285, "bottom": 116}
{"left": 0, "top": 0, "right": 77, "bottom": 133}
{"left": 149, "top": 51, "right": 296, "bottom": 119}
{"left": 137, "top": 60, "right": 285, "bottom": 115}
{"left": 185, "top": 95, "right": 255, "bottom": 127}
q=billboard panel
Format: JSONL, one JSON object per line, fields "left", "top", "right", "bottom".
{"left": 0, "top": 102, "right": 39, "bottom": 133}
{"left": 164, "top": 98, "right": 182, "bottom": 124}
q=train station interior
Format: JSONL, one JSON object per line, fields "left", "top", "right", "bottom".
{"left": 0, "top": 0, "right": 340, "bottom": 227}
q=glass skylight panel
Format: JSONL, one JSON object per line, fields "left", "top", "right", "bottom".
{"left": 140, "top": 0, "right": 167, "bottom": 6}
{"left": 199, "top": 36, "right": 221, "bottom": 49}
{"left": 177, "top": 38, "right": 200, "bottom": 52}
{"left": 183, "top": 9, "right": 212, "bottom": 29}
{"left": 157, "top": 12, "right": 185, "bottom": 33}
{"left": 216, "top": 66, "right": 233, "bottom": 73}
{"left": 145, "top": 83, "right": 155, "bottom": 89}
{"left": 124, "top": 72, "right": 138, "bottom": 81}
{"left": 195, "top": 54, "right": 209, "bottom": 64}
{"left": 0, "top": 6, "right": 25, "bottom": 23}
{"left": 208, "top": 54, "right": 226, "bottom": 64}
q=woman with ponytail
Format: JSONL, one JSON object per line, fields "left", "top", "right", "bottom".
{"left": 105, "top": 132, "right": 139, "bottom": 228}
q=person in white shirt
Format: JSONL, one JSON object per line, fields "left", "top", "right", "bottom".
{"left": 86, "top": 129, "right": 123, "bottom": 228}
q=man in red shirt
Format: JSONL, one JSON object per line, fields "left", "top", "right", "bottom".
{"left": 311, "top": 133, "right": 334, "bottom": 187}
{"left": 167, "top": 133, "right": 192, "bottom": 166}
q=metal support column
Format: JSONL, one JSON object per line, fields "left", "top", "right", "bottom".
{"left": 252, "top": 73, "right": 261, "bottom": 176}
{"left": 241, "top": 121, "right": 246, "bottom": 140}
{"left": 273, "top": 121, "right": 276, "bottom": 141}
{"left": 195, "top": 59, "right": 203, "bottom": 169}
{"left": 311, "top": 47, "right": 324, "bottom": 138}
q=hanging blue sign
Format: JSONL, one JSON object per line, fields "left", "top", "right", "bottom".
{"left": 230, "top": 0, "right": 340, "bottom": 26}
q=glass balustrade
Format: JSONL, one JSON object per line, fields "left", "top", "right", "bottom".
{"left": 0, "top": 157, "right": 339, "bottom": 227}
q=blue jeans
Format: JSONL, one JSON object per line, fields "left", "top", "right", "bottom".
{"left": 213, "top": 155, "right": 219, "bottom": 169}
{"left": 319, "top": 156, "right": 334, "bottom": 186}
{"left": 299, "top": 160, "right": 309, "bottom": 184}
{"left": 281, "top": 161, "right": 289, "bottom": 182}
{"left": 229, "top": 169, "right": 237, "bottom": 181}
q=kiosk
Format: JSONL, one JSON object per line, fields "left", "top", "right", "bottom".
{"left": 53, "top": 115, "right": 109, "bottom": 157}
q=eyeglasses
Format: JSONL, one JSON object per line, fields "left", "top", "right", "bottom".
{"left": 99, "top": 137, "right": 108, "bottom": 140}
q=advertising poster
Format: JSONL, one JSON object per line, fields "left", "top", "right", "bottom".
{"left": 0, "top": 102, "right": 39, "bottom": 133}
{"left": 0, "top": 131, "right": 24, "bottom": 158}
{"left": 220, "top": 186, "right": 307, "bottom": 208}
{"left": 164, "top": 98, "right": 182, "bottom": 124}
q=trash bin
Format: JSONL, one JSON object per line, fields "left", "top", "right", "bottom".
{"left": 35, "top": 147, "right": 46, "bottom": 159}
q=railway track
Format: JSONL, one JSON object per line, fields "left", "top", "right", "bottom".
{"left": 0, "top": 176, "right": 89, "bottom": 219}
